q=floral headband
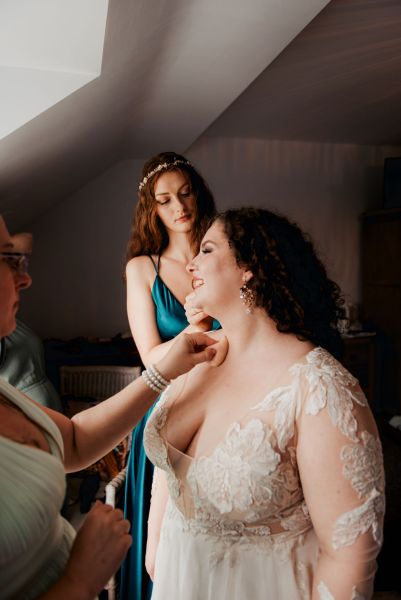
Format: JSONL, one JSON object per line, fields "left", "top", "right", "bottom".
{"left": 138, "top": 159, "right": 192, "bottom": 191}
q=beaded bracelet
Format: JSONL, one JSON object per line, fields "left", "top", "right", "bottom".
{"left": 148, "top": 363, "right": 170, "bottom": 387}
{"left": 142, "top": 364, "right": 171, "bottom": 394}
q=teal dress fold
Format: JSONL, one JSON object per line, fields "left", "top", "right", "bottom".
{"left": 120, "top": 256, "right": 219, "bottom": 600}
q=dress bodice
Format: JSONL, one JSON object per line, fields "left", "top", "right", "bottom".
{"left": 144, "top": 347, "right": 385, "bottom": 586}
{"left": 151, "top": 274, "right": 188, "bottom": 341}
{"left": 144, "top": 358, "right": 315, "bottom": 561}
{"left": 0, "top": 378, "right": 75, "bottom": 599}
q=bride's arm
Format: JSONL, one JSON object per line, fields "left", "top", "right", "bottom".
{"left": 296, "top": 382, "right": 384, "bottom": 599}
{"left": 145, "top": 468, "right": 170, "bottom": 581}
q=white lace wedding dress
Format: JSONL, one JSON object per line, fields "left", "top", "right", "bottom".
{"left": 144, "top": 348, "right": 384, "bottom": 600}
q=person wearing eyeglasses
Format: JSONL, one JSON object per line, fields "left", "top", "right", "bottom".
{"left": 0, "top": 215, "right": 226, "bottom": 600}
{"left": 0, "top": 233, "right": 62, "bottom": 411}
{"left": 0, "top": 250, "right": 30, "bottom": 272}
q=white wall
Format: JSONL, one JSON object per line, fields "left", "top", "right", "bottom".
{"left": 19, "top": 159, "right": 143, "bottom": 339}
{"left": 19, "top": 138, "right": 400, "bottom": 339}
{"left": 188, "top": 137, "right": 399, "bottom": 301}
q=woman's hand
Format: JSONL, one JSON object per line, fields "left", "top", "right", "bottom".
{"left": 199, "top": 329, "right": 229, "bottom": 368}
{"left": 184, "top": 292, "right": 213, "bottom": 331}
{"left": 62, "top": 501, "right": 131, "bottom": 597}
{"left": 156, "top": 331, "right": 228, "bottom": 381}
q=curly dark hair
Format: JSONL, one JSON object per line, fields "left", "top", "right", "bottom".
{"left": 214, "top": 208, "right": 345, "bottom": 358}
{"left": 126, "top": 152, "right": 216, "bottom": 262}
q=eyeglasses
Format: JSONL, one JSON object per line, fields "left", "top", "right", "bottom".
{"left": 0, "top": 252, "right": 30, "bottom": 276}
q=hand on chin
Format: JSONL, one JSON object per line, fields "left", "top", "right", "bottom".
{"left": 184, "top": 292, "right": 209, "bottom": 329}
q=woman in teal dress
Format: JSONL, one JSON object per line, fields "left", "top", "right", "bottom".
{"left": 120, "top": 152, "right": 218, "bottom": 599}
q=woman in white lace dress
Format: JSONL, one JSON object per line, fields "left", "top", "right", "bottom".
{"left": 144, "top": 207, "right": 384, "bottom": 600}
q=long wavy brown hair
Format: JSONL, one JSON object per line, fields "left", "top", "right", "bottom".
{"left": 126, "top": 152, "right": 216, "bottom": 263}
{"left": 214, "top": 208, "right": 345, "bottom": 358}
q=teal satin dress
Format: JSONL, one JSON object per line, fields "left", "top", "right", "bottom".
{"left": 120, "top": 256, "right": 218, "bottom": 600}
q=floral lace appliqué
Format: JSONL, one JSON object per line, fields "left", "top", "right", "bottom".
{"left": 332, "top": 430, "right": 385, "bottom": 550}
{"left": 341, "top": 431, "right": 384, "bottom": 499}
{"left": 332, "top": 488, "right": 384, "bottom": 550}
{"left": 165, "top": 500, "right": 311, "bottom": 568}
{"left": 253, "top": 348, "right": 368, "bottom": 451}
{"left": 295, "top": 560, "right": 313, "bottom": 600}
{"left": 318, "top": 581, "right": 366, "bottom": 600}
{"left": 144, "top": 389, "right": 181, "bottom": 500}
{"left": 191, "top": 419, "right": 281, "bottom": 514}
{"left": 317, "top": 580, "right": 334, "bottom": 600}
{"left": 252, "top": 383, "right": 301, "bottom": 451}
{"left": 300, "top": 349, "right": 367, "bottom": 443}
{"left": 351, "top": 586, "right": 367, "bottom": 600}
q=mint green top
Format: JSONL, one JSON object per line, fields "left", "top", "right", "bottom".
{"left": 0, "top": 378, "right": 75, "bottom": 599}
{"left": 0, "top": 320, "right": 62, "bottom": 411}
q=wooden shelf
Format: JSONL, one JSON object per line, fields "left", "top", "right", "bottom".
{"left": 361, "top": 209, "right": 401, "bottom": 412}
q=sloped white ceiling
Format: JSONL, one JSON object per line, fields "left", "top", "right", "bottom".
{"left": 205, "top": 0, "right": 401, "bottom": 146}
{"left": 121, "top": 0, "right": 332, "bottom": 155}
{"left": 0, "top": 0, "right": 344, "bottom": 229}
{"left": 0, "top": 0, "right": 108, "bottom": 139}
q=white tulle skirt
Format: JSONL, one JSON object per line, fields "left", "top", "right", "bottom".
{"left": 151, "top": 501, "right": 319, "bottom": 600}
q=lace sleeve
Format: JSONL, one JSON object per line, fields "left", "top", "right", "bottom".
{"left": 296, "top": 371, "right": 384, "bottom": 600}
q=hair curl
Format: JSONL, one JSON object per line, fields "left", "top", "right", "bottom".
{"left": 126, "top": 152, "right": 216, "bottom": 262}
{"left": 214, "top": 208, "right": 345, "bottom": 358}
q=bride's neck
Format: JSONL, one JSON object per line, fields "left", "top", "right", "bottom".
{"left": 218, "top": 308, "right": 284, "bottom": 357}
{"left": 218, "top": 308, "right": 314, "bottom": 367}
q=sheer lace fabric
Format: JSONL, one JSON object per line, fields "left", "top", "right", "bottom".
{"left": 144, "top": 348, "right": 384, "bottom": 599}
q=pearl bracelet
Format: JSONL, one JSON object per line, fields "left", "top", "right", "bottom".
{"left": 142, "top": 364, "right": 171, "bottom": 394}
{"left": 148, "top": 363, "right": 170, "bottom": 387}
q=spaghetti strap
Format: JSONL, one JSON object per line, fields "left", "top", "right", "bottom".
{"left": 149, "top": 255, "right": 159, "bottom": 274}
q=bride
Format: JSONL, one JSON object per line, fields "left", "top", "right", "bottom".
{"left": 144, "top": 207, "right": 384, "bottom": 600}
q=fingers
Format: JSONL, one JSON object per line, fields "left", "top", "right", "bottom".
{"left": 184, "top": 332, "right": 228, "bottom": 366}
{"left": 89, "top": 502, "right": 130, "bottom": 531}
{"left": 207, "top": 336, "right": 229, "bottom": 367}
{"left": 190, "top": 346, "right": 217, "bottom": 365}
{"left": 185, "top": 291, "right": 197, "bottom": 304}
{"left": 65, "top": 500, "right": 132, "bottom": 596}
{"left": 185, "top": 307, "right": 206, "bottom": 325}
{"left": 158, "top": 331, "right": 227, "bottom": 380}
{"left": 186, "top": 331, "right": 219, "bottom": 348}
{"left": 184, "top": 292, "right": 197, "bottom": 313}
{"left": 93, "top": 499, "right": 111, "bottom": 510}
{"left": 185, "top": 295, "right": 205, "bottom": 321}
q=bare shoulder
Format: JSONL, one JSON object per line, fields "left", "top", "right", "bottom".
{"left": 126, "top": 254, "right": 154, "bottom": 272}
{"left": 126, "top": 255, "right": 156, "bottom": 285}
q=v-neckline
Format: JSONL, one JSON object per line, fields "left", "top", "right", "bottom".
{"left": 160, "top": 346, "right": 322, "bottom": 462}
{"left": 0, "top": 378, "right": 62, "bottom": 457}
{"left": 153, "top": 273, "right": 186, "bottom": 310}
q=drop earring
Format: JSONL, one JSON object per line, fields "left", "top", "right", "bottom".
{"left": 239, "top": 282, "right": 255, "bottom": 314}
